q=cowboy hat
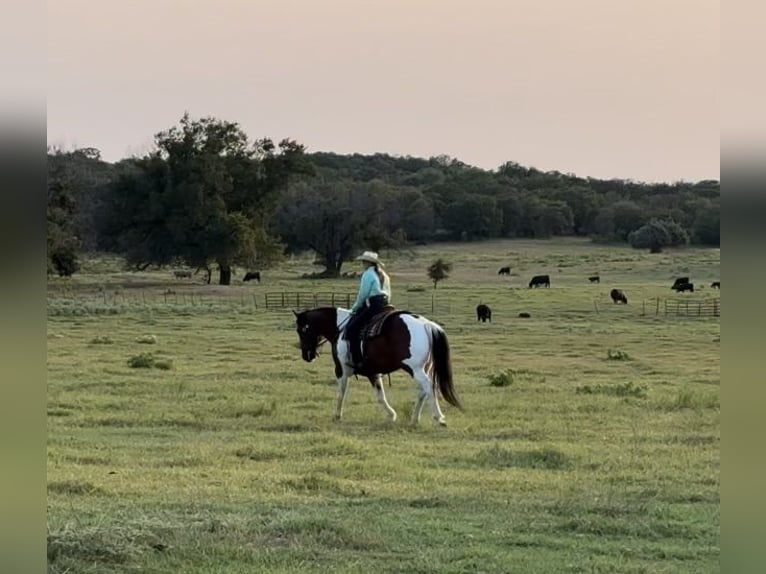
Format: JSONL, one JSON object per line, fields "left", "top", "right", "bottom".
{"left": 355, "top": 250, "right": 384, "bottom": 266}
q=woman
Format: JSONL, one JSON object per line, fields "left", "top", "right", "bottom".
{"left": 344, "top": 251, "right": 392, "bottom": 369}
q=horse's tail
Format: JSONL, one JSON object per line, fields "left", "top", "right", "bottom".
{"left": 429, "top": 323, "right": 463, "bottom": 411}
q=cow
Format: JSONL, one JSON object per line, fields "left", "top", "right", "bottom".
{"left": 711, "top": 281, "right": 720, "bottom": 289}
{"left": 529, "top": 274, "right": 550, "bottom": 288}
{"left": 476, "top": 304, "right": 492, "bottom": 323}
{"left": 673, "top": 282, "right": 694, "bottom": 293}
{"left": 671, "top": 277, "right": 690, "bottom": 289}
{"left": 588, "top": 275, "right": 600, "bottom": 284}
{"left": 610, "top": 288, "right": 628, "bottom": 304}
{"left": 173, "top": 270, "right": 192, "bottom": 279}
{"left": 498, "top": 266, "right": 511, "bottom": 276}
{"left": 243, "top": 271, "right": 261, "bottom": 282}
{"left": 518, "top": 312, "right": 531, "bottom": 318}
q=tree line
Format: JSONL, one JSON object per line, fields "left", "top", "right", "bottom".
{"left": 47, "top": 114, "right": 720, "bottom": 282}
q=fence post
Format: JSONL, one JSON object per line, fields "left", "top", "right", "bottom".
{"left": 698, "top": 303, "right": 701, "bottom": 316}
{"left": 281, "top": 292, "right": 285, "bottom": 308}
{"left": 714, "top": 299, "right": 719, "bottom": 316}
{"left": 656, "top": 298, "right": 660, "bottom": 316}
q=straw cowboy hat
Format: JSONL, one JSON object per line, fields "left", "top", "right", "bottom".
{"left": 355, "top": 251, "right": 385, "bottom": 266}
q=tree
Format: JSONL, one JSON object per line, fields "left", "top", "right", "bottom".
{"left": 427, "top": 258, "right": 452, "bottom": 289}
{"left": 102, "top": 113, "right": 309, "bottom": 284}
{"left": 628, "top": 219, "right": 688, "bottom": 253}
{"left": 272, "top": 180, "right": 401, "bottom": 277}
{"left": 47, "top": 167, "right": 81, "bottom": 277}
{"left": 593, "top": 200, "right": 647, "bottom": 241}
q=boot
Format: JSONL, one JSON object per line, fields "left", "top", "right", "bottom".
{"left": 350, "top": 339, "right": 363, "bottom": 370}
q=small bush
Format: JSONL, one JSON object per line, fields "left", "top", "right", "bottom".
{"left": 476, "top": 445, "right": 572, "bottom": 470}
{"left": 661, "top": 389, "right": 719, "bottom": 411}
{"left": 576, "top": 381, "right": 647, "bottom": 398}
{"left": 606, "top": 349, "right": 632, "bottom": 361}
{"left": 135, "top": 334, "right": 158, "bottom": 344}
{"left": 488, "top": 370, "right": 514, "bottom": 387}
{"left": 127, "top": 353, "right": 173, "bottom": 370}
{"left": 89, "top": 336, "right": 114, "bottom": 345}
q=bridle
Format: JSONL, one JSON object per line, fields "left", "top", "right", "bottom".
{"left": 299, "top": 313, "right": 351, "bottom": 358}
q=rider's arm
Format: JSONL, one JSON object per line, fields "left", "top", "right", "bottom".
{"left": 350, "top": 270, "right": 374, "bottom": 312}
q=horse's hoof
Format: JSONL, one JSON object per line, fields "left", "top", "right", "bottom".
{"left": 333, "top": 414, "right": 342, "bottom": 422}
{"left": 437, "top": 419, "right": 447, "bottom": 427}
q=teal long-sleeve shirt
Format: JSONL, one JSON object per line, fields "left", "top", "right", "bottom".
{"left": 350, "top": 267, "right": 391, "bottom": 312}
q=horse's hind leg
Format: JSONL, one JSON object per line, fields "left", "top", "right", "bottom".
{"left": 414, "top": 369, "right": 446, "bottom": 426}
{"left": 369, "top": 375, "right": 397, "bottom": 422}
{"left": 411, "top": 386, "right": 427, "bottom": 426}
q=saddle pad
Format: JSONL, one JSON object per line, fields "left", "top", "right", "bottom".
{"left": 359, "top": 306, "right": 399, "bottom": 340}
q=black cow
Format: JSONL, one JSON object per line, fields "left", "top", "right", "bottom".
{"left": 476, "top": 304, "right": 492, "bottom": 323}
{"left": 672, "top": 277, "right": 690, "bottom": 289}
{"left": 529, "top": 274, "right": 550, "bottom": 288}
{"left": 243, "top": 271, "right": 261, "bottom": 282}
{"left": 711, "top": 281, "right": 720, "bottom": 289}
{"left": 610, "top": 288, "right": 628, "bottom": 304}
{"left": 588, "top": 275, "right": 600, "bottom": 284}
{"left": 498, "top": 266, "right": 511, "bottom": 276}
{"left": 674, "top": 282, "right": 694, "bottom": 293}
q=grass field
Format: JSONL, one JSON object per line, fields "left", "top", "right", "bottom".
{"left": 47, "top": 239, "right": 720, "bottom": 573}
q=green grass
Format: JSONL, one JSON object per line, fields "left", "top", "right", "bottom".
{"left": 47, "top": 238, "right": 720, "bottom": 573}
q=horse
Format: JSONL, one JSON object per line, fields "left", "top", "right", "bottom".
{"left": 293, "top": 306, "right": 462, "bottom": 426}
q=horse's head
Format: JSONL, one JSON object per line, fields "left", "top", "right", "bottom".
{"left": 293, "top": 307, "right": 337, "bottom": 362}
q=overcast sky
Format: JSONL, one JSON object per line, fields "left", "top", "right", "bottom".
{"left": 47, "top": 0, "right": 719, "bottom": 182}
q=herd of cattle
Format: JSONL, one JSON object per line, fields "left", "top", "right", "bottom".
{"left": 476, "top": 267, "right": 720, "bottom": 322}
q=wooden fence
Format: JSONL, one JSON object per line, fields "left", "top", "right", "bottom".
{"left": 263, "top": 291, "right": 451, "bottom": 314}
{"left": 641, "top": 297, "right": 720, "bottom": 317}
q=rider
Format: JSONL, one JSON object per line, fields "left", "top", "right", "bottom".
{"left": 345, "top": 251, "right": 391, "bottom": 369}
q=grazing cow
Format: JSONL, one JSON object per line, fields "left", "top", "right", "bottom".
{"left": 243, "top": 271, "right": 261, "bottom": 282}
{"left": 528, "top": 274, "right": 550, "bottom": 288}
{"left": 498, "top": 266, "right": 511, "bottom": 276}
{"left": 173, "top": 270, "right": 192, "bottom": 279}
{"left": 673, "top": 282, "right": 694, "bottom": 293}
{"left": 671, "top": 277, "right": 690, "bottom": 289}
{"left": 476, "top": 304, "right": 492, "bottom": 323}
{"left": 711, "top": 281, "right": 720, "bottom": 289}
{"left": 588, "top": 275, "right": 600, "bottom": 284}
{"left": 518, "top": 312, "right": 531, "bottom": 318}
{"left": 610, "top": 288, "right": 628, "bottom": 304}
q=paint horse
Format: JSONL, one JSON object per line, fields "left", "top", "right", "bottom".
{"left": 293, "top": 307, "right": 462, "bottom": 426}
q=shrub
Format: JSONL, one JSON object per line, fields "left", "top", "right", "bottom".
{"left": 606, "top": 349, "right": 631, "bottom": 361}
{"left": 89, "top": 336, "right": 114, "bottom": 345}
{"left": 127, "top": 353, "right": 173, "bottom": 370}
{"left": 135, "top": 334, "right": 158, "bottom": 344}
{"left": 488, "top": 370, "right": 514, "bottom": 387}
{"left": 575, "top": 382, "right": 647, "bottom": 398}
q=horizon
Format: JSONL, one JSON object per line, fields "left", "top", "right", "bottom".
{"left": 47, "top": 0, "right": 719, "bottom": 185}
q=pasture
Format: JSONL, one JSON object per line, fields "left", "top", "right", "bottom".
{"left": 47, "top": 239, "right": 720, "bottom": 573}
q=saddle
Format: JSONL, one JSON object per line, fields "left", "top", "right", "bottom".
{"left": 358, "top": 305, "right": 399, "bottom": 341}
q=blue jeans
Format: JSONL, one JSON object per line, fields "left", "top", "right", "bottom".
{"left": 345, "top": 295, "right": 389, "bottom": 365}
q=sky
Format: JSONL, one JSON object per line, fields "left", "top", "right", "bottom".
{"left": 47, "top": 0, "right": 719, "bottom": 183}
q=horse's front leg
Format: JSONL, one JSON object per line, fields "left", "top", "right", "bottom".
{"left": 369, "top": 375, "right": 397, "bottom": 422}
{"left": 334, "top": 373, "right": 350, "bottom": 420}
{"left": 333, "top": 341, "right": 352, "bottom": 421}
